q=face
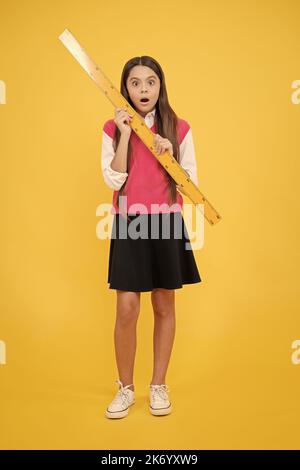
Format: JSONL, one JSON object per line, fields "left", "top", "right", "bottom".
{"left": 126, "top": 65, "right": 160, "bottom": 117}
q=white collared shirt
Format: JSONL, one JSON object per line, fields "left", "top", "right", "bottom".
{"left": 101, "top": 107, "right": 198, "bottom": 190}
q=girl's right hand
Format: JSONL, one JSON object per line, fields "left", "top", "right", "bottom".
{"left": 114, "top": 108, "right": 133, "bottom": 136}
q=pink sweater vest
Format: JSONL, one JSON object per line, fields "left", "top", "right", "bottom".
{"left": 103, "top": 118, "right": 190, "bottom": 215}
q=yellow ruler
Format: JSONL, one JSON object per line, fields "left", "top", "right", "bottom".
{"left": 58, "top": 29, "right": 222, "bottom": 226}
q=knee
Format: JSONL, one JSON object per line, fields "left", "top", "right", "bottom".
{"left": 152, "top": 289, "right": 175, "bottom": 318}
{"left": 117, "top": 302, "right": 140, "bottom": 326}
{"left": 153, "top": 307, "right": 174, "bottom": 319}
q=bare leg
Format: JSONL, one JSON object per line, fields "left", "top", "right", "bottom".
{"left": 150, "top": 288, "right": 176, "bottom": 385}
{"left": 114, "top": 290, "right": 141, "bottom": 392}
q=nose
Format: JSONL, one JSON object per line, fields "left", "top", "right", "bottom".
{"left": 141, "top": 83, "right": 149, "bottom": 93}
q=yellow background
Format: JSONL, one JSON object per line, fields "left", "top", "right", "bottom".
{"left": 0, "top": 0, "right": 299, "bottom": 450}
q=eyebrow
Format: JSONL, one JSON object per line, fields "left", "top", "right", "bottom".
{"left": 129, "top": 75, "right": 157, "bottom": 81}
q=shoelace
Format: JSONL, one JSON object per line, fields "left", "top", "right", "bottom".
{"left": 150, "top": 384, "right": 170, "bottom": 401}
{"left": 112, "top": 379, "right": 133, "bottom": 407}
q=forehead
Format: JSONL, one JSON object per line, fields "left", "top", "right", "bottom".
{"left": 127, "top": 65, "right": 159, "bottom": 80}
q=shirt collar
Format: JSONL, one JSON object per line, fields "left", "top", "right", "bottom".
{"left": 144, "top": 107, "right": 156, "bottom": 127}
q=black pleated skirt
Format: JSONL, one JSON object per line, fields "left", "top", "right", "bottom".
{"left": 107, "top": 211, "right": 202, "bottom": 292}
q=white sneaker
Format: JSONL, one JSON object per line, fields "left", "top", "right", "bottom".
{"left": 105, "top": 379, "right": 135, "bottom": 419}
{"left": 149, "top": 384, "right": 172, "bottom": 416}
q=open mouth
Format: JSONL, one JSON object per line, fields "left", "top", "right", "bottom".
{"left": 140, "top": 98, "right": 150, "bottom": 103}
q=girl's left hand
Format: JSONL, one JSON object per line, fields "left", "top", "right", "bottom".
{"left": 153, "top": 134, "right": 173, "bottom": 156}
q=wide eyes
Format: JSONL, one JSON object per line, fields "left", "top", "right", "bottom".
{"left": 132, "top": 80, "right": 155, "bottom": 86}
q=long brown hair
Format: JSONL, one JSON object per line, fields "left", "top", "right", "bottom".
{"left": 113, "top": 56, "right": 180, "bottom": 215}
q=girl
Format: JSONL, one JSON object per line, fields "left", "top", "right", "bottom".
{"left": 101, "top": 56, "right": 201, "bottom": 419}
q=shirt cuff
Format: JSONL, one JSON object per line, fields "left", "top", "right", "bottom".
{"left": 103, "top": 164, "right": 128, "bottom": 190}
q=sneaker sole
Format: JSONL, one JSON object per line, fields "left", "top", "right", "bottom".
{"left": 149, "top": 403, "right": 172, "bottom": 416}
{"left": 105, "top": 400, "right": 135, "bottom": 419}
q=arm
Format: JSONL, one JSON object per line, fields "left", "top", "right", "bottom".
{"left": 101, "top": 129, "right": 130, "bottom": 190}
{"left": 176, "top": 127, "right": 199, "bottom": 187}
